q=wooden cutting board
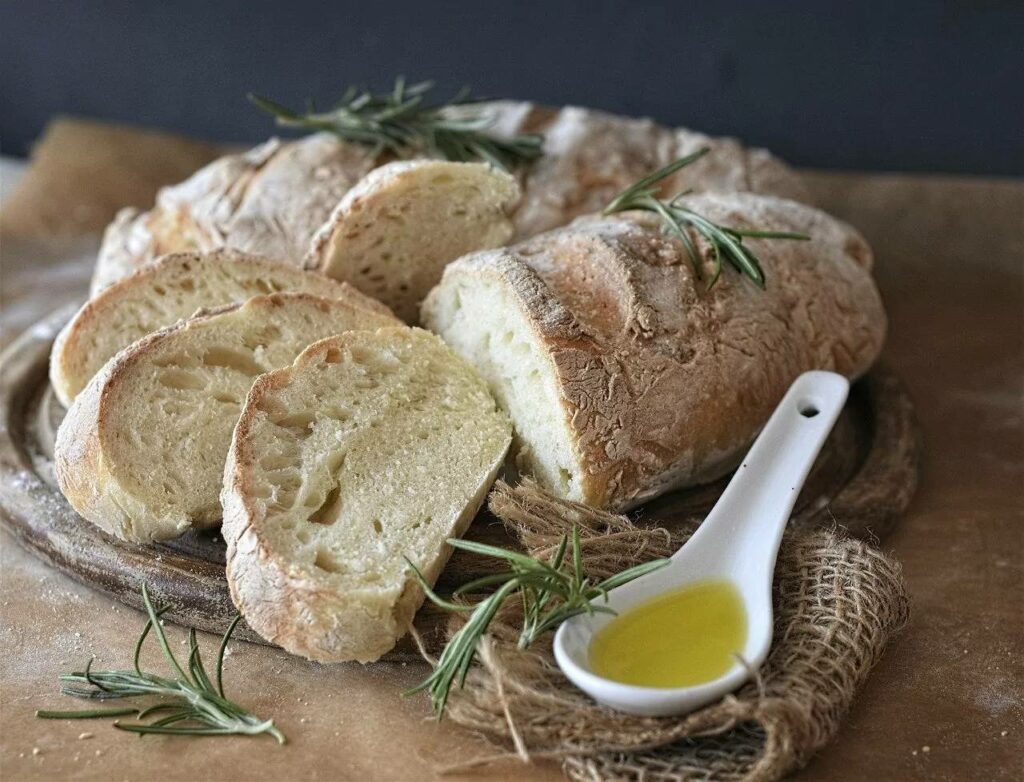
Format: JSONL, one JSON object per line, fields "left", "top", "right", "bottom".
{"left": 0, "top": 304, "right": 920, "bottom": 658}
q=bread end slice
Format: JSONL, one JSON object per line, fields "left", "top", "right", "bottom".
{"left": 223, "top": 327, "right": 511, "bottom": 662}
{"left": 307, "top": 160, "right": 520, "bottom": 323}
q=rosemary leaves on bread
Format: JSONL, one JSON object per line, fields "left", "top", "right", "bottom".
{"left": 604, "top": 149, "right": 810, "bottom": 288}
{"left": 250, "top": 77, "right": 543, "bottom": 171}
{"left": 36, "top": 585, "right": 284, "bottom": 743}
{"left": 405, "top": 528, "right": 669, "bottom": 716}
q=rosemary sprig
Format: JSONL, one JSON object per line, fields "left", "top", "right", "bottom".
{"left": 36, "top": 585, "right": 284, "bottom": 744}
{"left": 249, "top": 77, "right": 544, "bottom": 171}
{"left": 603, "top": 149, "right": 810, "bottom": 288}
{"left": 405, "top": 527, "right": 669, "bottom": 716}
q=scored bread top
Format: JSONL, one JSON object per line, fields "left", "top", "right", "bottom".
{"left": 422, "top": 192, "right": 885, "bottom": 510}
{"left": 222, "top": 327, "right": 511, "bottom": 663}
{"left": 307, "top": 160, "right": 520, "bottom": 322}
{"left": 51, "top": 249, "right": 393, "bottom": 406}
{"left": 54, "top": 292, "right": 399, "bottom": 543}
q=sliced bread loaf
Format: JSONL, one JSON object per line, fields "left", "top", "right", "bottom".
{"left": 222, "top": 327, "right": 511, "bottom": 663}
{"left": 92, "top": 135, "right": 380, "bottom": 294}
{"left": 51, "top": 249, "right": 392, "bottom": 406}
{"left": 306, "top": 160, "right": 519, "bottom": 322}
{"left": 93, "top": 105, "right": 808, "bottom": 294}
{"left": 55, "top": 293, "right": 399, "bottom": 543}
{"left": 422, "top": 193, "right": 885, "bottom": 510}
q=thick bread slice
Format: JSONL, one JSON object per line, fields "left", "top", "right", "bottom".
{"left": 92, "top": 135, "right": 379, "bottom": 294}
{"left": 55, "top": 293, "right": 399, "bottom": 543}
{"left": 306, "top": 160, "right": 520, "bottom": 323}
{"left": 222, "top": 327, "right": 511, "bottom": 663}
{"left": 51, "top": 249, "right": 392, "bottom": 406}
{"left": 422, "top": 192, "right": 885, "bottom": 510}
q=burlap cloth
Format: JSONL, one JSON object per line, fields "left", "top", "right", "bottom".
{"left": 432, "top": 482, "right": 909, "bottom": 781}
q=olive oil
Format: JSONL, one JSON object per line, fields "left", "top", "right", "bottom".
{"left": 588, "top": 579, "right": 746, "bottom": 688}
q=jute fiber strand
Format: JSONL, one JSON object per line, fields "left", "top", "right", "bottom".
{"left": 427, "top": 482, "right": 909, "bottom": 781}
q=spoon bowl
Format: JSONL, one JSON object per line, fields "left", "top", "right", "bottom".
{"left": 554, "top": 370, "right": 850, "bottom": 716}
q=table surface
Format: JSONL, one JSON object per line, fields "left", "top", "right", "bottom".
{"left": 0, "top": 145, "right": 1021, "bottom": 781}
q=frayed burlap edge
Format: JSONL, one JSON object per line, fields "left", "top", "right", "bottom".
{"left": 429, "top": 481, "right": 909, "bottom": 782}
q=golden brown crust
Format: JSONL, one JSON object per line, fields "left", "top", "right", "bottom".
{"left": 427, "top": 193, "right": 885, "bottom": 509}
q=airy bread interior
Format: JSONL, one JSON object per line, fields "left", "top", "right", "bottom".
{"left": 309, "top": 160, "right": 519, "bottom": 322}
{"left": 56, "top": 293, "right": 397, "bottom": 542}
{"left": 223, "top": 327, "right": 511, "bottom": 662}
{"left": 421, "top": 270, "right": 585, "bottom": 502}
{"left": 51, "top": 250, "right": 388, "bottom": 406}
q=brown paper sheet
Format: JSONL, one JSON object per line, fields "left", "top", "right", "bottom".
{"left": 1, "top": 119, "right": 1021, "bottom": 781}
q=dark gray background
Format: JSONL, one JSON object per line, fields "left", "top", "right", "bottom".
{"left": 2, "top": 0, "right": 1022, "bottom": 175}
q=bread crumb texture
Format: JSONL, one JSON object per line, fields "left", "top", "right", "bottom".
{"left": 222, "top": 327, "right": 511, "bottom": 663}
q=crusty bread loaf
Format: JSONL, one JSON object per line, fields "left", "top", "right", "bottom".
{"left": 92, "top": 104, "right": 808, "bottom": 293}
{"left": 92, "top": 135, "right": 379, "bottom": 294}
{"left": 222, "top": 327, "right": 511, "bottom": 662}
{"left": 55, "top": 293, "right": 399, "bottom": 543}
{"left": 51, "top": 249, "right": 392, "bottom": 406}
{"left": 307, "top": 160, "right": 519, "bottom": 322}
{"left": 422, "top": 192, "right": 885, "bottom": 510}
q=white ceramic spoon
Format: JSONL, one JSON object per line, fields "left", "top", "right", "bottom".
{"left": 554, "top": 370, "right": 850, "bottom": 716}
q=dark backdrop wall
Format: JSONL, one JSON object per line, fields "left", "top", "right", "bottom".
{"left": 2, "top": 0, "right": 1022, "bottom": 175}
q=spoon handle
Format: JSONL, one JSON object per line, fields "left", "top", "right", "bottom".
{"left": 682, "top": 371, "right": 849, "bottom": 575}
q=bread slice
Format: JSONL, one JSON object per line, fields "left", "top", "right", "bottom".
{"left": 51, "top": 249, "right": 392, "bottom": 407}
{"left": 222, "top": 327, "right": 511, "bottom": 663}
{"left": 55, "top": 293, "right": 399, "bottom": 543}
{"left": 422, "top": 193, "right": 885, "bottom": 510}
{"left": 306, "top": 160, "right": 520, "bottom": 323}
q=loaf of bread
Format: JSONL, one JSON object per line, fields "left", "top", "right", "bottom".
{"left": 93, "top": 135, "right": 379, "bottom": 294}
{"left": 92, "top": 103, "right": 808, "bottom": 296}
{"left": 306, "top": 160, "right": 520, "bottom": 322}
{"left": 55, "top": 293, "right": 399, "bottom": 542}
{"left": 422, "top": 193, "right": 886, "bottom": 510}
{"left": 481, "top": 102, "right": 811, "bottom": 239}
{"left": 51, "top": 249, "right": 390, "bottom": 406}
{"left": 222, "top": 328, "right": 511, "bottom": 662}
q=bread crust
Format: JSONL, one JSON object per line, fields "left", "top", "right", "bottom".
{"left": 423, "top": 193, "right": 885, "bottom": 510}
{"left": 222, "top": 329, "right": 511, "bottom": 662}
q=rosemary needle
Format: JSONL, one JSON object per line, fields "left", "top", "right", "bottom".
{"left": 35, "top": 585, "right": 284, "bottom": 743}
{"left": 405, "top": 527, "right": 669, "bottom": 717}
{"left": 603, "top": 148, "right": 811, "bottom": 289}
{"left": 250, "top": 77, "right": 544, "bottom": 171}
